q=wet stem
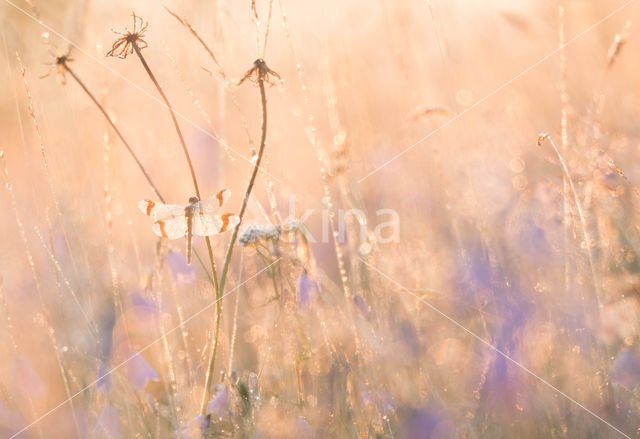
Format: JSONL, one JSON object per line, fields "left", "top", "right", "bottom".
{"left": 60, "top": 59, "right": 216, "bottom": 285}
{"left": 62, "top": 61, "right": 164, "bottom": 203}
{"left": 200, "top": 73, "right": 270, "bottom": 415}
{"left": 131, "top": 41, "right": 220, "bottom": 294}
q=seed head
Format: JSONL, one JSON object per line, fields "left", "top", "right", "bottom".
{"left": 106, "top": 12, "right": 149, "bottom": 59}
{"left": 41, "top": 47, "right": 73, "bottom": 85}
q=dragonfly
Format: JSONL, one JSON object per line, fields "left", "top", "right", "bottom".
{"left": 139, "top": 189, "right": 240, "bottom": 264}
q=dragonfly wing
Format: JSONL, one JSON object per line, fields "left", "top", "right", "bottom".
{"left": 152, "top": 217, "right": 188, "bottom": 239}
{"left": 139, "top": 200, "right": 185, "bottom": 220}
{"left": 199, "top": 189, "right": 232, "bottom": 214}
{"left": 193, "top": 212, "right": 240, "bottom": 236}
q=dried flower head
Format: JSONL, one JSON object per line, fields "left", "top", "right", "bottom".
{"left": 239, "top": 219, "right": 301, "bottom": 246}
{"left": 40, "top": 47, "right": 73, "bottom": 85}
{"left": 106, "top": 13, "right": 149, "bottom": 59}
{"left": 536, "top": 133, "right": 550, "bottom": 147}
{"left": 240, "top": 224, "right": 280, "bottom": 246}
{"left": 238, "top": 58, "right": 281, "bottom": 86}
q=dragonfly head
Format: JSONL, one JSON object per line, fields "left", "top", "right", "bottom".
{"left": 188, "top": 196, "right": 199, "bottom": 204}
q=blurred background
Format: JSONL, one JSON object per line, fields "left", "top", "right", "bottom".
{"left": 1, "top": 0, "right": 640, "bottom": 437}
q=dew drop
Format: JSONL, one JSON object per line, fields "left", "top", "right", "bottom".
{"left": 333, "top": 133, "right": 346, "bottom": 146}
{"left": 358, "top": 242, "right": 372, "bottom": 255}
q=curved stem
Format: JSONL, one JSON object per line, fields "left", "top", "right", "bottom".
{"left": 132, "top": 42, "right": 219, "bottom": 293}
{"left": 64, "top": 63, "right": 164, "bottom": 203}
{"left": 132, "top": 43, "right": 200, "bottom": 197}
{"left": 64, "top": 61, "right": 217, "bottom": 285}
{"left": 200, "top": 76, "right": 269, "bottom": 415}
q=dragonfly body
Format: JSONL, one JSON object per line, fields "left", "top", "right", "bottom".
{"left": 184, "top": 196, "right": 199, "bottom": 265}
{"left": 139, "top": 190, "right": 239, "bottom": 264}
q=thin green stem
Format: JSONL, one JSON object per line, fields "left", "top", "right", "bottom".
{"left": 200, "top": 71, "right": 270, "bottom": 415}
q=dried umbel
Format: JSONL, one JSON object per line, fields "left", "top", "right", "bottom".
{"left": 106, "top": 12, "right": 149, "bottom": 58}
{"left": 40, "top": 47, "right": 73, "bottom": 85}
{"left": 239, "top": 223, "right": 281, "bottom": 246}
{"left": 239, "top": 219, "right": 303, "bottom": 247}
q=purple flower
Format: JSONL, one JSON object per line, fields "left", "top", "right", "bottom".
{"left": 96, "top": 362, "right": 113, "bottom": 395}
{"left": 110, "top": 291, "right": 159, "bottom": 345}
{"left": 129, "top": 290, "right": 160, "bottom": 316}
{"left": 93, "top": 405, "right": 122, "bottom": 438}
{"left": 352, "top": 294, "right": 370, "bottom": 318}
{"left": 611, "top": 348, "right": 640, "bottom": 390}
{"left": 206, "top": 383, "right": 231, "bottom": 418}
{"left": 453, "top": 238, "right": 532, "bottom": 352}
{"left": 294, "top": 417, "right": 312, "bottom": 438}
{"left": 297, "top": 272, "right": 319, "bottom": 310}
{"left": 399, "top": 406, "right": 452, "bottom": 439}
{"left": 455, "top": 241, "right": 493, "bottom": 294}
{"left": 167, "top": 252, "right": 196, "bottom": 285}
{"left": 175, "top": 415, "right": 211, "bottom": 439}
{"left": 125, "top": 353, "right": 160, "bottom": 390}
{"left": 395, "top": 319, "right": 421, "bottom": 359}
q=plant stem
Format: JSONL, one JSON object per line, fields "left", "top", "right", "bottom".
{"left": 131, "top": 42, "right": 219, "bottom": 293}
{"left": 132, "top": 43, "right": 200, "bottom": 196}
{"left": 200, "top": 71, "right": 270, "bottom": 415}
{"left": 63, "top": 62, "right": 164, "bottom": 203}
{"left": 539, "top": 135, "right": 600, "bottom": 307}
{"left": 62, "top": 61, "right": 216, "bottom": 284}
